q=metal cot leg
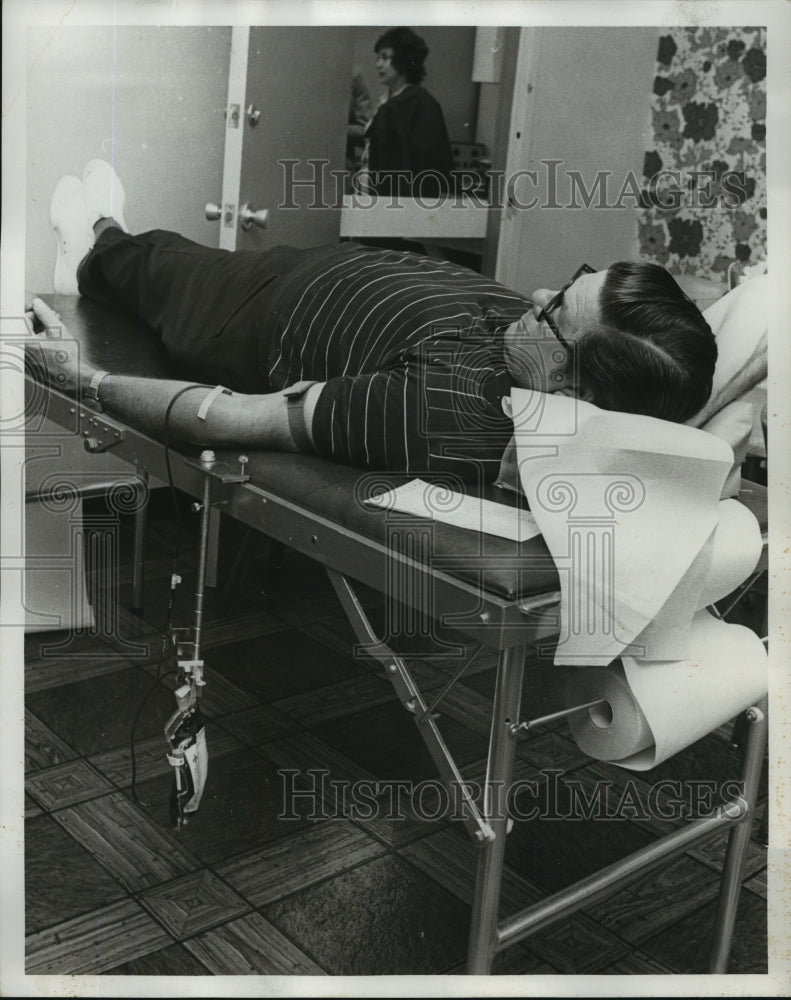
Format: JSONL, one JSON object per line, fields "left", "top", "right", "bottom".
{"left": 466, "top": 644, "right": 527, "bottom": 975}
{"left": 709, "top": 696, "right": 768, "bottom": 973}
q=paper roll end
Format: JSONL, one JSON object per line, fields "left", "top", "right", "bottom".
{"left": 565, "top": 664, "right": 655, "bottom": 763}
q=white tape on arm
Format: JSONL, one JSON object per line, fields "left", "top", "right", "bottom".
{"left": 196, "top": 385, "right": 231, "bottom": 421}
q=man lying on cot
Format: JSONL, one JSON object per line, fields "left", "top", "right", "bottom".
{"left": 28, "top": 161, "right": 767, "bottom": 481}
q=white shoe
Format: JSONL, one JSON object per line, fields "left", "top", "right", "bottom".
{"left": 82, "top": 158, "right": 128, "bottom": 231}
{"left": 50, "top": 175, "right": 95, "bottom": 295}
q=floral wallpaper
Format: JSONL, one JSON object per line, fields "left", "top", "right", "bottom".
{"left": 638, "top": 27, "right": 767, "bottom": 279}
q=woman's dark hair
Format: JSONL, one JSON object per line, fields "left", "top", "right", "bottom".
{"left": 375, "top": 27, "right": 429, "bottom": 84}
{"left": 573, "top": 262, "right": 718, "bottom": 423}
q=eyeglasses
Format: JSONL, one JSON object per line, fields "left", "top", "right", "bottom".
{"left": 536, "top": 263, "right": 596, "bottom": 349}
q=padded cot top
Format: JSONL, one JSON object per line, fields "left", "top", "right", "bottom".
{"left": 34, "top": 294, "right": 767, "bottom": 605}
{"left": 35, "top": 294, "right": 560, "bottom": 602}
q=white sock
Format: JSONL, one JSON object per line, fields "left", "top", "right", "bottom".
{"left": 50, "top": 175, "right": 95, "bottom": 295}
{"left": 82, "top": 159, "right": 128, "bottom": 231}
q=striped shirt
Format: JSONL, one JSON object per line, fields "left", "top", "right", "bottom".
{"left": 261, "top": 242, "right": 531, "bottom": 482}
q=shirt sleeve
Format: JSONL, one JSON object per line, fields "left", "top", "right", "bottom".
{"left": 310, "top": 345, "right": 514, "bottom": 482}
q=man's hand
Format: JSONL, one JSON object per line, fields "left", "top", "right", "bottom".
{"left": 26, "top": 298, "right": 96, "bottom": 396}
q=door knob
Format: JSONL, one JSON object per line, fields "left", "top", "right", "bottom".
{"left": 204, "top": 202, "right": 222, "bottom": 221}
{"left": 247, "top": 104, "right": 261, "bottom": 127}
{"left": 239, "top": 204, "right": 269, "bottom": 230}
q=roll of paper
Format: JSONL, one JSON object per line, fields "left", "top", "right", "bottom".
{"left": 565, "top": 664, "right": 654, "bottom": 762}
{"left": 628, "top": 497, "right": 763, "bottom": 661}
{"left": 696, "top": 498, "right": 763, "bottom": 608}
{"left": 565, "top": 610, "right": 767, "bottom": 770}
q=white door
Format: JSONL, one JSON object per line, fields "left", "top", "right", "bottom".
{"left": 215, "top": 26, "right": 352, "bottom": 251}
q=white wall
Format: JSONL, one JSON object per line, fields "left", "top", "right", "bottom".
{"left": 497, "top": 27, "right": 659, "bottom": 295}
{"left": 26, "top": 26, "right": 231, "bottom": 294}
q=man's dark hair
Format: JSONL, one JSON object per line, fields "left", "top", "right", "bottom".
{"left": 573, "top": 262, "right": 718, "bottom": 423}
{"left": 374, "top": 27, "right": 429, "bottom": 84}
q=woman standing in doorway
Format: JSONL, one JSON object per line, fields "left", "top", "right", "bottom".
{"left": 365, "top": 27, "right": 455, "bottom": 198}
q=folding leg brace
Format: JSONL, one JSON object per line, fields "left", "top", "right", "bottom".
{"left": 326, "top": 568, "right": 496, "bottom": 844}
{"left": 326, "top": 568, "right": 768, "bottom": 976}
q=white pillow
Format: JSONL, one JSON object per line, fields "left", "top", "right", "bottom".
{"left": 699, "top": 400, "right": 754, "bottom": 499}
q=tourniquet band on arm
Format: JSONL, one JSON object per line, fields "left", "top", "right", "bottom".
{"left": 283, "top": 380, "right": 320, "bottom": 453}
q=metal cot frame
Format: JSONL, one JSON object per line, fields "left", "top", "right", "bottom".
{"left": 24, "top": 376, "right": 767, "bottom": 976}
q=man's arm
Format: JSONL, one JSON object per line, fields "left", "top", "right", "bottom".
{"left": 29, "top": 298, "right": 323, "bottom": 451}
{"left": 97, "top": 374, "right": 325, "bottom": 450}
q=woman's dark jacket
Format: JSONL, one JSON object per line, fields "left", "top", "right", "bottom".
{"left": 366, "top": 85, "right": 455, "bottom": 197}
